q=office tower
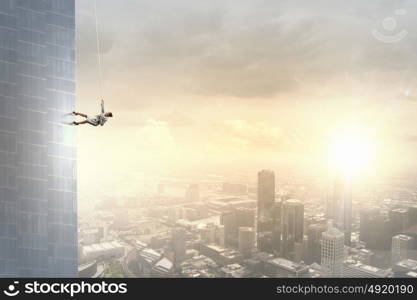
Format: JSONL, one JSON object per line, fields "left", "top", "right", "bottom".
{"left": 238, "top": 227, "right": 255, "bottom": 257}
{"left": 391, "top": 234, "right": 415, "bottom": 266}
{"left": 257, "top": 232, "right": 274, "bottom": 253}
{"left": 185, "top": 184, "right": 200, "bottom": 202}
{"left": 331, "top": 175, "right": 352, "bottom": 245}
{"left": 389, "top": 208, "right": 408, "bottom": 235}
{"left": 271, "top": 201, "right": 282, "bottom": 254}
{"left": 257, "top": 170, "right": 275, "bottom": 222}
{"left": 0, "top": 0, "right": 77, "bottom": 277}
{"left": 216, "top": 225, "right": 225, "bottom": 247}
{"left": 257, "top": 170, "right": 275, "bottom": 253}
{"left": 200, "top": 223, "right": 216, "bottom": 244}
{"left": 321, "top": 221, "right": 345, "bottom": 278}
{"left": 306, "top": 223, "right": 326, "bottom": 264}
{"left": 221, "top": 210, "right": 238, "bottom": 247}
{"left": 359, "top": 209, "right": 391, "bottom": 250}
{"left": 171, "top": 228, "right": 186, "bottom": 266}
{"left": 293, "top": 241, "right": 304, "bottom": 263}
{"left": 281, "top": 199, "right": 304, "bottom": 259}
{"left": 200, "top": 223, "right": 225, "bottom": 247}
{"left": 257, "top": 217, "right": 274, "bottom": 233}
{"left": 359, "top": 208, "right": 377, "bottom": 243}
{"left": 236, "top": 207, "right": 255, "bottom": 228}
{"left": 409, "top": 206, "right": 417, "bottom": 226}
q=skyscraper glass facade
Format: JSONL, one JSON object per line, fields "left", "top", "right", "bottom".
{"left": 0, "top": 0, "right": 76, "bottom": 277}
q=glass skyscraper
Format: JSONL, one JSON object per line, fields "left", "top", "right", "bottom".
{"left": 332, "top": 175, "right": 352, "bottom": 246}
{"left": 0, "top": 0, "right": 77, "bottom": 277}
{"left": 257, "top": 169, "right": 275, "bottom": 253}
{"left": 280, "top": 199, "right": 304, "bottom": 259}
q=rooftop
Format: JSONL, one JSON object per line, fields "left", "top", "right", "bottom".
{"left": 406, "top": 271, "right": 417, "bottom": 278}
{"left": 268, "top": 258, "right": 306, "bottom": 272}
{"left": 344, "top": 262, "right": 392, "bottom": 278}
{"left": 154, "top": 257, "right": 173, "bottom": 272}
{"left": 396, "top": 259, "right": 417, "bottom": 270}
{"left": 139, "top": 248, "right": 162, "bottom": 264}
{"left": 83, "top": 241, "right": 124, "bottom": 254}
{"left": 393, "top": 234, "right": 414, "bottom": 241}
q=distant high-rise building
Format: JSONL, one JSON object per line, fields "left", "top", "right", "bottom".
{"left": 359, "top": 209, "right": 391, "bottom": 250}
{"left": 359, "top": 208, "right": 377, "bottom": 243}
{"left": 216, "top": 225, "right": 226, "bottom": 247}
{"left": 408, "top": 206, "right": 417, "bottom": 227}
{"left": 257, "top": 170, "right": 275, "bottom": 253}
{"left": 171, "top": 228, "right": 186, "bottom": 266}
{"left": 200, "top": 223, "right": 225, "bottom": 247}
{"left": 391, "top": 234, "right": 415, "bottom": 266}
{"left": 238, "top": 227, "right": 256, "bottom": 257}
{"left": 257, "top": 232, "right": 274, "bottom": 253}
{"left": 321, "top": 221, "right": 345, "bottom": 278}
{"left": 281, "top": 199, "right": 304, "bottom": 259}
{"left": 0, "top": 0, "right": 77, "bottom": 277}
{"left": 293, "top": 241, "right": 304, "bottom": 263}
{"left": 236, "top": 207, "right": 255, "bottom": 228}
{"left": 272, "top": 202, "right": 282, "bottom": 254}
{"left": 331, "top": 175, "right": 352, "bottom": 245}
{"left": 221, "top": 207, "right": 256, "bottom": 248}
{"left": 306, "top": 224, "right": 327, "bottom": 264}
{"left": 200, "top": 224, "right": 216, "bottom": 244}
{"left": 257, "top": 170, "right": 275, "bottom": 223}
{"left": 221, "top": 210, "right": 238, "bottom": 247}
{"left": 389, "top": 208, "right": 408, "bottom": 235}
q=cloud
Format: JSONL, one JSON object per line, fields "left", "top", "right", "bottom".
{"left": 209, "top": 119, "right": 287, "bottom": 153}
{"left": 157, "top": 111, "right": 194, "bottom": 127}
{"left": 77, "top": 0, "right": 417, "bottom": 106}
{"left": 136, "top": 119, "right": 175, "bottom": 150}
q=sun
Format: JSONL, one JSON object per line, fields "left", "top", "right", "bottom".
{"left": 328, "top": 126, "right": 377, "bottom": 177}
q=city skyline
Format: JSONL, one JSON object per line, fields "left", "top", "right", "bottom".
{"left": 78, "top": 166, "right": 417, "bottom": 278}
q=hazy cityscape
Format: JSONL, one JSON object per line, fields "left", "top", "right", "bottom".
{"left": 78, "top": 167, "right": 417, "bottom": 278}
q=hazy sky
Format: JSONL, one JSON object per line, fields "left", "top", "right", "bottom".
{"left": 75, "top": 0, "right": 417, "bottom": 205}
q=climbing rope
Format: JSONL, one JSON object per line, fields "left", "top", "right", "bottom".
{"left": 93, "top": 0, "right": 103, "bottom": 100}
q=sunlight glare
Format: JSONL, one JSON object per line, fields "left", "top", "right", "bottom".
{"left": 328, "top": 126, "right": 377, "bottom": 177}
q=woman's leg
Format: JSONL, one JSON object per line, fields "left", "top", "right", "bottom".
{"left": 73, "top": 120, "right": 89, "bottom": 125}
{"left": 73, "top": 112, "right": 88, "bottom": 118}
